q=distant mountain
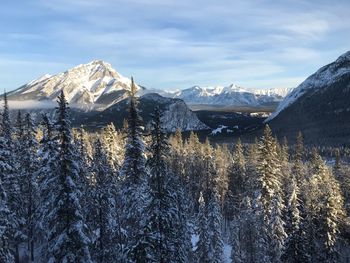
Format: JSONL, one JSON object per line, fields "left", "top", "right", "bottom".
{"left": 163, "top": 84, "right": 292, "bottom": 107}
{"left": 267, "top": 50, "right": 350, "bottom": 144}
{"left": 82, "top": 93, "right": 208, "bottom": 132}
{"left": 5, "top": 60, "right": 209, "bottom": 131}
{"left": 8, "top": 60, "right": 144, "bottom": 110}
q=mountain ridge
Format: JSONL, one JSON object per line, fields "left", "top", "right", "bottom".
{"left": 162, "top": 85, "right": 293, "bottom": 107}
{"left": 267, "top": 50, "right": 350, "bottom": 145}
{"left": 7, "top": 60, "right": 292, "bottom": 111}
{"left": 8, "top": 60, "right": 144, "bottom": 110}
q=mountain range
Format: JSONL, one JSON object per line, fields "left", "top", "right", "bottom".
{"left": 6, "top": 60, "right": 290, "bottom": 132}
{"left": 6, "top": 61, "right": 209, "bottom": 131}
{"left": 4, "top": 49, "right": 350, "bottom": 143}
{"left": 8, "top": 60, "right": 290, "bottom": 110}
{"left": 166, "top": 85, "right": 292, "bottom": 107}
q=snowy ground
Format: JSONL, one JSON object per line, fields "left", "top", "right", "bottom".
{"left": 211, "top": 125, "right": 228, "bottom": 135}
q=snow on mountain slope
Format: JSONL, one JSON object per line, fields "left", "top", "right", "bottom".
{"left": 164, "top": 84, "right": 291, "bottom": 107}
{"left": 254, "top": 87, "right": 293, "bottom": 98}
{"left": 8, "top": 60, "right": 143, "bottom": 110}
{"left": 267, "top": 51, "right": 350, "bottom": 121}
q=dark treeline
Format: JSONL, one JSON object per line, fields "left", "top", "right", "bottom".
{"left": 1, "top": 80, "right": 350, "bottom": 263}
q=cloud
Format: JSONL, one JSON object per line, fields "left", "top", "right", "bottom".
{"left": 0, "top": 0, "right": 349, "bottom": 90}
{"left": 6, "top": 100, "right": 56, "bottom": 109}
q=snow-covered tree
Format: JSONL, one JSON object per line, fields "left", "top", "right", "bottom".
{"left": 22, "top": 113, "right": 39, "bottom": 261}
{"left": 0, "top": 92, "right": 23, "bottom": 261}
{"left": 231, "top": 197, "right": 262, "bottom": 263}
{"left": 102, "top": 123, "right": 124, "bottom": 172}
{"left": 196, "top": 145, "right": 223, "bottom": 263}
{"left": 46, "top": 90, "right": 92, "bottom": 263}
{"left": 36, "top": 114, "right": 60, "bottom": 261}
{"left": 91, "top": 139, "right": 121, "bottom": 262}
{"left": 224, "top": 138, "right": 246, "bottom": 221}
{"left": 257, "top": 125, "right": 286, "bottom": 263}
{"left": 282, "top": 174, "right": 308, "bottom": 263}
{"left": 304, "top": 149, "right": 346, "bottom": 262}
{"left": 143, "top": 106, "right": 179, "bottom": 262}
{"left": 0, "top": 176, "right": 14, "bottom": 262}
{"left": 119, "top": 78, "right": 149, "bottom": 262}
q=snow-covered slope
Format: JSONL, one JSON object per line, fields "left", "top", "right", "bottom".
{"left": 254, "top": 87, "right": 293, "bottom": 98}
{"left": 164, "top": 84, "right": 291, "bottom": 107}
{"left": 265, "top": 50, "right": 350, "bottom": 144}
{"left": 267, "top": 51, "right": 350, "bottom": 121}
{"left": 8, "top": 60, "right": 143, "bottom": 110}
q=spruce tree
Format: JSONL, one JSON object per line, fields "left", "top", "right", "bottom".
{"left": 282, "top": 174, "right": 307, "bottom": 263}
{"left": 22, "top": 113, "right": 39, "bottom": 262}
{"left": 0, "top": 92, "right": 23, "bottom": 262}
{"left": 47, "top": 90, "right": 92, "bottom": 263}
{"left": 91, "top": 139, "right": 121, "bottom": 262}
{"left": 196, "top": 146, "right": 223, "bottom": 263}
{"left": 119, "top": 78, "right": 149, "bottom": 261}
{"left": 145, "top": 107, "right": 178, "bottom": 262}
{"left": 257, "top": 125, "right": 286, "bottom": 263}
{"left": 195, "top": 192, "right": 210, "bottom": 263}
{"left": 0, "top": 176, "right": 14, "bottom": 262}
{"left": 102, "top": 123, "right": 124, "bottom": 172}
{"left": 36, "top": 114, "right": 60, "bottom": 261}
{"left": 224, "top": 138, "right": 246, "bottom": 221}
{"left": 75, "top": 126, "right": 94, "bottom": 234}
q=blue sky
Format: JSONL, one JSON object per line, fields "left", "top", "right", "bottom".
{"left": 1, "top": 0, "right": 350, "bottom": 91}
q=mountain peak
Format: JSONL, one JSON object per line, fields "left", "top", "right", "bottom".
{"left": 337, "top": 50, "right": 350, "bottom": 62}
{"left": 267, "top": 50, "right": 350, "bottom": 122}
{"left": 8, "top": 60, "right": 140, "bottom": 110}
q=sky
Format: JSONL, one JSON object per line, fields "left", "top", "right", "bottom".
{"left": 0, "top": 0, "right": 350, "bottom": 91}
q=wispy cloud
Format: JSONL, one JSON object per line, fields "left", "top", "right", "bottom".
{"left": 0, "top": 0, "right": 349, "bottom": 90}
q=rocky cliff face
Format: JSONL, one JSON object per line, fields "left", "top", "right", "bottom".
{"left": 86, "top": 93, "right": 208, "bottom": 132}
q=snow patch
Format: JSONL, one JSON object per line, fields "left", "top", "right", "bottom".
{"left": 211, "top": 125, "right": 228, "bottom": 135}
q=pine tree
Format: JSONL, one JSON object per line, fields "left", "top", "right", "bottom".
{"left": 257, "top": 125, "right": 286, "bottom": 263}
{"left": 282, "top": 174, "right": 308, "bottom": 263}
{"left": 47, "top": 90, "right": 92, "bottom": 263}
{"left": 102, "top": 123, "right": 124, "bottom": 172}
{"left": 169, "top": 128, "right": 185, "bottom": 180}
{"left": 224, "top": 138, "right": 246, "bottom": 221}
{"left": 75, "top": 126, "right": 94, "bottom": 235}
{"left": 144, "top": 106, "right": 178, "bottom": 262}
{"left": 0, "top": 92, "right": 23, "bottom": 262}
{"left": 207, "top": 191, "right": 224, "bottom": 263}
{"left": 119, "top": 78, "right": 149, "bottom": 262}
{"left": 196, "top": 145, "right": 223, "bottom": 263}
{"left": 304, "top": 150, "right": 346, "bottom": 262}
{"left": 36, "top": 114, "right": 60, "bottom": 261}
{"left": 15, "top": 110, "right": 24, "bottom": 141}
{"left": 91, "top": 139, "right": 121, "bottom": 262}
{"left": 22, "top": 113, "right": 39, "bottom": 262}
{"left": 230, "top": 197, "right": 264, "bottom": 263}
{"left": 172, "top": 178, "right": 192, "bottom": 263}
{"left": 0, "top": 176, "right": 14, "bottom": 262}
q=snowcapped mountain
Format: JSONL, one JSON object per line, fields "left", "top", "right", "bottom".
{"left": 253, "top": 87, "right": 293, "bottom": 98}
{"left": 267, "top": 51, "right": 350, "bottom": 122}
{"left": 6, "top": 60, "right": 208, "bottom": 131}
{"left": 267, "top": 50, "right": 350, "bottom": 144}
{"left": 164, "top": 84, "right": 292, "bottom": 107}
{"left": 8, "top": 60, "right": 144, "bottom": 110}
